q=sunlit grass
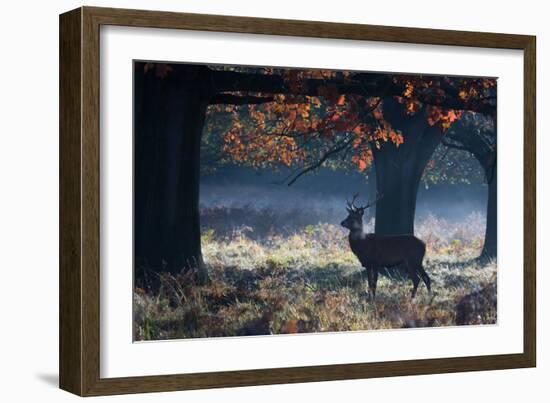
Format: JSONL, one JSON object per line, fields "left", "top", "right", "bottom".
{"left": 134, "top": 212, "right": 496, "bottom": 341}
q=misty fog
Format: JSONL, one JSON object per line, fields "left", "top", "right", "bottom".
{"left": 199, "top": 166, "right": 487, "bottom": 231}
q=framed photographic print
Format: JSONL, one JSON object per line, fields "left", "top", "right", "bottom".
{"left": 59, "top": 6, "right": 536, "bottom": 396}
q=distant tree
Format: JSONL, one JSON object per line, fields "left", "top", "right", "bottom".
{"left": 438, "top": 112, "right": 497, "bottom": 259}
{"left": 422, "top": 141, "right": 485, "bottom": 187}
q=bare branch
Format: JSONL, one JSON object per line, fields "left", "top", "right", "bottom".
{"left": 287, "top": 136, "right": 353, "bottom": 186}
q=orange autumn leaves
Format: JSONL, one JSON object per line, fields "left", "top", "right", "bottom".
{"left": 221, "top": 93, "right": 405, "bottom": 173}
{"left": 394, "top": 77, "right": 462, "bottom": 130}
{"left": 220, "top": 74, "right": 495, "bottom": 175}
{"left": 223, "top": 124, "right": 305, "bottom": 167}
{"left": 426, "top": 107, "right": 461, "bottom": 131}
{"left": 394, "top": 75, "right": 496, "bottom": 130}
{"left": 221, "top": 98, "right": 309, "bottom": 168}
{"left": 458, "top": 78, "right": 496, "bottom": 102}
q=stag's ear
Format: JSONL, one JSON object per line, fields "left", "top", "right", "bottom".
{"left": 346, "top": 207, "right": 353, "bottom": 213}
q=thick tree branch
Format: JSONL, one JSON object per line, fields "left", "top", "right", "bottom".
{"left": 209, "top": 94, "right": 274, "bottom": 105}
{"left": 353, "top": 73, "right": 496, "bottom": 116}
{"left": 441, "top": 137, "right": 472, "bottom": 153}
{"left": 165, "top": 64, "right": 497, "bottom": 116}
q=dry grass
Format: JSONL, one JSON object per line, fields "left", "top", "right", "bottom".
{"left": 134, "top": 212, "right": 496, "bottom": 341}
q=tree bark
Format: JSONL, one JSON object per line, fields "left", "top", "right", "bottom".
{"left": 163, "top": 88, "right": 208, "bottom": 281}
{"left": 134, "top": 67, "right": 164, "bottom": 269}
{"left": 479, "top": 156, "right": 497, "bottom": 260}
{"left": 135, "top": 67, "right": 209, "bottom": 282}
{"left": 373, "top": 146, "right": 420, "bottom": 235}
{"left": 362, "top": 174, "right": 378, "bottom": 224}
{"left": 372, "top": 99, "right": 442, "bottom": 236}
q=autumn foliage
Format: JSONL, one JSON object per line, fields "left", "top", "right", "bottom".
{"left": 208, "top": 67, "right": 496, "bottom": 178}
{"left": 139, "top": 63, "right": 496, "bottom": 180}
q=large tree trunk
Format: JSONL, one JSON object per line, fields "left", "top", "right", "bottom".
{"left": 135, "top": 68, "right": 208, "bottom": 282}
{"left": 373, "top": 146, "right": 421, "bottom": 235}
{"left": 134, "top": 67, "right": 163, "bottom": 270}
{"left": 372, "top": 99, "right": 442, "bottom": 236}
{"left": 162, "top": 88, "right": 208, "bottom": 281}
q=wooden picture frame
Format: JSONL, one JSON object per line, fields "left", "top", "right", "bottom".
{"left": 59, "top": 6, "right": 536, "bottom": 396}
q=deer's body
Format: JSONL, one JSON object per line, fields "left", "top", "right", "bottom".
{"left": 348, "top": 233, "right": 426, "bottom": 269}
{"left": 342, "top": 195, "right": 431, "bottom": 301}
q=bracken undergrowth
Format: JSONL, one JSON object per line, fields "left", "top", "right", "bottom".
{"left": 134, "top": 210, "right": 496, "bottom": 341}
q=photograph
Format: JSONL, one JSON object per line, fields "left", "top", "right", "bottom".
{"left": 133, "top": 61, "right": 498, "bottom": 341}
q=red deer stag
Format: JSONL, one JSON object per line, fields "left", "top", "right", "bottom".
{"left": 341, "top": 194, "right": 431, "bottom": 301}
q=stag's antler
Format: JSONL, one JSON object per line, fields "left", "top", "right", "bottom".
{"left": 347, "top": 193, "right": 383, "bottom": 212}
{"left": 347, "top": 193, "right": 360, "bottom": 211}
{"left": 360, "top": 193, "right": 384, "bottom": 210}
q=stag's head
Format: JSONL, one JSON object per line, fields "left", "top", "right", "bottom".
{"left": 340, "top": 193, "right": 382, "bottom": 231}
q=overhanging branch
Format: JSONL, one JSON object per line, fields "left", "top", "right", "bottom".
{"left": 287, "top": 136, "right": 354, "bottom": 186}
{"left": 209, "top": 94, "right": 274, "bottom": 105}
{"left": 441, "top": 137, "right": 472, "bottom": 153}
{"left": 164, "top": 64, "right": 496, "bottom": 116}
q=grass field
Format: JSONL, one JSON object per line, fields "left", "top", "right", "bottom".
{"left": 134, "top": 208, "right": 497, "bottom": 341}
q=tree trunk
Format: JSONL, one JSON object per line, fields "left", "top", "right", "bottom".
{"left": 134, "top": 68, "right": 164, "bottom": 270}
{"left": 162, "top": 88, "right": 208, "bottom": 281}
{"left": 373, "top": 146, "right": 421, "bottom": 235}
{"left": 363, "top": 174, "right": 377, "bottom": 225}
{"left": 372, "top": 99, "right": 442, "bottom": 236}
{"left": 134, "top": 70, "right": 208, "bottom": 282}
{"left": 480, "top": 162, "right": 497, "bottom": 260}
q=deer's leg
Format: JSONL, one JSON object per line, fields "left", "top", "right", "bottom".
{"left": 372, "top": 266, "right": 379, "bottom": 300}
{"left": 411, "top": 274, "right": 420, "bottom": 299}
{"left": 366, "top": 265, "right": 377, "bottom": 302}
{"left": 406, "top": 261, "right": 420, "bottom": 299}
{"left": 417, "top": 266, "right": 432, "bottom": 295}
